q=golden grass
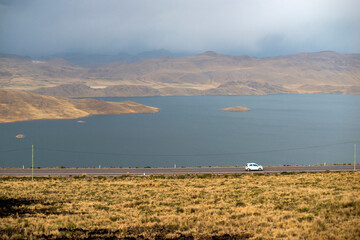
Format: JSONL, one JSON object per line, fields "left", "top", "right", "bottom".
{"left": 1, "top": 172, "right": 359, "bottom": 239}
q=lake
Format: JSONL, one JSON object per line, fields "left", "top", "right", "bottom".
{"left": 1, "top": 95, "right": 359, "bottom": 168}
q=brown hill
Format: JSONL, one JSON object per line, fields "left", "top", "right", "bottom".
{"left": 205, "top": 81, "right": 295, "bottom": 95}
{"left": 32, "top": 83, "right": 204, "bottom": 97}
{"left": 0, "top": 89, "right": 158, "bottom": 123}
{"left": 1, "top": 51, "right": 359, "bottom": 96}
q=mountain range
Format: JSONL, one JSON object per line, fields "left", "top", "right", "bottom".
{"left": 1, "top": 51, "right": 359, "bottom": 97}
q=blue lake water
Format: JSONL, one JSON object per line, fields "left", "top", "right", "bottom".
{"left": 1, "top": 95, "right": 359, "bottom": 168}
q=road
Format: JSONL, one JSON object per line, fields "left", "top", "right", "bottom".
{"left": 0, "top": 165, "right": 358, "bottom": 177}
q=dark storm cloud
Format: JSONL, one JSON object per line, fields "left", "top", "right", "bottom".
{"left": 0, "top": 0, "right": 359, "bottom": 57}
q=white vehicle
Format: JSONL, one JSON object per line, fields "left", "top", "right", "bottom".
{"left": 245, "top": 163, "right": 263, "bottom": 171}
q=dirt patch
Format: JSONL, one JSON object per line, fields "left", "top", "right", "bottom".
{"left": 0, "top": 197, "right": 72, "bottom": 217}
{"left": 55, "top": 227, "right": 252, "bottom": 240}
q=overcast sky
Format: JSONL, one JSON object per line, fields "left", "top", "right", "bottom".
{"left": 0, "top": 0, "right": 359, "bottom": 57}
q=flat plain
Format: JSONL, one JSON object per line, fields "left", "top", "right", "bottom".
{"left": 1, "top": 171, "right": 359, "bottom": 239}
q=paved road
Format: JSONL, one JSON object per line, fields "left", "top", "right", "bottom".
{"left": 0, "top": 165, "right": 358, "bottom": 177}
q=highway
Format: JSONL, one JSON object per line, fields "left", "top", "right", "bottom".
{"left": 0, "top": 165, "right": 358, "bottom": 177}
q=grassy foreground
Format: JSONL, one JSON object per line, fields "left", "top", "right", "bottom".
{"left": 1, "top": 172, "right": 360, "bottom": 239}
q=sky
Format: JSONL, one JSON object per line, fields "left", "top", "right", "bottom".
{"left": 0, "top": 0, "right": 359, "bottom": 57}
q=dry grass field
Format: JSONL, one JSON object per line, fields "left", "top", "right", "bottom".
{"left": 1, "top": 172, "right": 359, "bottom": 239}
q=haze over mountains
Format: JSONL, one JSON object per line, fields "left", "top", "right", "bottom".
{"left": 1, "top": 51, "right": 359, "bottom": 97}
{"left": 42, "top": 49, "right": 190, "bottom": 67}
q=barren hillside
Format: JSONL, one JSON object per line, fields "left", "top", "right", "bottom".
{"left": 0, "top": 89, "right": 158, "bottom": 123}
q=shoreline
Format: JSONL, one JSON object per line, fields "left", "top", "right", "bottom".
{"left": 0, "top": 111, "right": 158, "bottom": 124}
